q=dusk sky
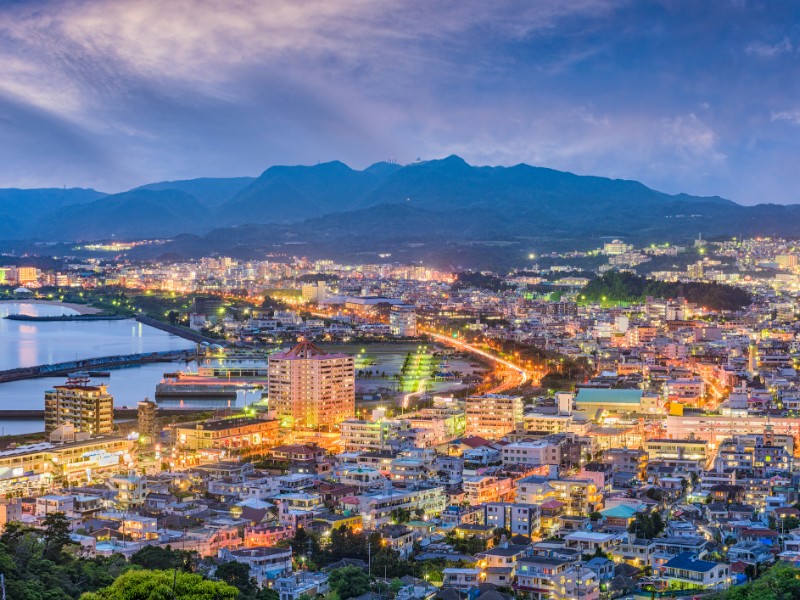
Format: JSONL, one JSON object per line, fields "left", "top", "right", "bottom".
{"left": 1, "top": 0, "right": 799, "bottom": 204}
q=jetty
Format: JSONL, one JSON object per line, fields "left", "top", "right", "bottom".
{"left": 5, "top": 313, "right": 128, "bottom": 322}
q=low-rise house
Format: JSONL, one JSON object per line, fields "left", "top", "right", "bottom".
{"left": 653, "top": 536, "right": 708, "bottom": 568}
{"left": 563, "top": 531, "right": 618, "bottom": 555}
{"left": 661, "top": 552, "right": 731, "bottom": 591}
{"left": 380, "top": 524, "right": 414, "bottom": 558}
{"left": 442, "top": 568, "right": 482, "bottom": 591}
{"left": 475, "top": 539, "right": 528, "bottom": 587}
{"left": 727, "top": 541, "right": 774, "bottom": 566}
{"left": 275, "top": 571, "right": 329, "bottom": 600}
{"left": 219, "top": 546, "right": 292, "bottom": 586}
{"left": 585, "top": 556, "right": 614, "bottom": 581}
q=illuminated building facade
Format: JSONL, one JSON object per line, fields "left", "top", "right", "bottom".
{"left": 268, "top": 339, "right": 354, "bottom": 430}
{"left": 44, "top": 380, "right": 113, "bottom": 436}
{"left": 465, "top": 394, "right": 524, "bottom": 438}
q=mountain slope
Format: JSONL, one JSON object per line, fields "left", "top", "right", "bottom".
{"left": 217, "top": 161, "right": 384, "bottom": 224}
{"left": 3, "top": 156, "right": 798, "bottom": 251}
{"left": 134, "top": 177, "right": 254, "bottom": 207}
{"left": 0, "top": 188, "right": 106, "bottom": 239}
{"left": 34, "top": 189, "right": 208, "bottom": 241}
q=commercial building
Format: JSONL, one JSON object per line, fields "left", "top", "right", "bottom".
{"left": 44, "top": 379, "right": 113, "bottom": 436}
{"left": 465, "top": 394, "right": 524, "bottom": 438}
{"left": 174, "top": 417, "right": 280, "bottom": 451}
{"left": 268, "top": 339, "right": 355, "bottom": 430}
{"left": 0, "top": 435, "right": 134, "bottom": 495}
{"left": 574, "top": 388, "right": 654, "bottom": 415}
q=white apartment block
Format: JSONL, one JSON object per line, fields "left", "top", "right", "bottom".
{"left": 502, "top": 440, "right": 561, "bottom": 466}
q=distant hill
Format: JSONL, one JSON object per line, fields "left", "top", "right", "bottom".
{"left": 0, "top": 188, "right": 105, "bottom": 239}
{"left": 34, "top": 189, "right": 208, "bottom": 241}
{"left": 217, "top": 161, "right": 386, "bottom": 223}
{"left": 133, "top": 177, "right": 254, "bottom": 207}
{"left": 4, "top": 156, "right": 800, "bottom": 267}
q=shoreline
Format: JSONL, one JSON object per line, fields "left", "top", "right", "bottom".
{"left": 1, "top": 298, "right": 103, "bottom": 315}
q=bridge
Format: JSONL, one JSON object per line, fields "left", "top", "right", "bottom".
{"left": 0, "top": 349, "right": 196, "bottom": 384}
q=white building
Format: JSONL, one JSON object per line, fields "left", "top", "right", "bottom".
{"left": 502, "top": 440, "right": 561, "bottom": 466}
{"left": 390, "top": 305, "right": 418, "bottom": 337}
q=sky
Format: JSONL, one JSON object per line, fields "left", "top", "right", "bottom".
{"left": 0, "top": 0, "right": 799, "bottom": 204}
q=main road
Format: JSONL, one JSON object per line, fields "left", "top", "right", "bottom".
{"left": 421, "top": 328, "right": 532, "bottom": 393}
{"left": 308, "top": 309, "right": 536, "bottom": 394}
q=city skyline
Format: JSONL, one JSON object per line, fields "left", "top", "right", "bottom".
{"left": 0, "top": 1, "right": 798, "bottom": 204}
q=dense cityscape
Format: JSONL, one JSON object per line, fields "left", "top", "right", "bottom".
{"left": 0, "top": 236, "right": 798, "bottom": 598}
{"left": 4, "top": 1, "right": 800, "bottom": 599}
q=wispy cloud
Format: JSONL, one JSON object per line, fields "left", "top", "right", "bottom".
{"left": 771, "top": 110, "right": 800, "bottom": 124}
{"left": 0, "top": 0, "right": 797, "bottom": 205}
{"left": 746, "top": 37, "right": 793, "bottom": 58}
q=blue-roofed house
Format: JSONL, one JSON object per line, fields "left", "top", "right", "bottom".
{"left": 661, "top": 552, "right": 731, "bottom": 591}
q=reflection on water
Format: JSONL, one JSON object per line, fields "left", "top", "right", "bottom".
{"left": 0, "top": 302, "right": 195, "bottom": 370}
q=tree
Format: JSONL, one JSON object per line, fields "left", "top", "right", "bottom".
{"left": 79, "top": 569, "right": 239, "bottom": 600}
{"left": 328, "top": 566, "right": 371, "bottom": 600}
{"left": 392, "top": 508, "right": 411, "bottom": 524}
{"left": 715, "top": 563, "right": 800, "bottom": 599}
{"left": 628, "top": 513, "right": 665, "bottom": 539}
{"left": 216, "top": 561, "right": 259, "bottom": 598}
{"left": 42, "top": 511, "right": 75, "bottom": 561}
{"left": 130, "top": 545, "right": 198, "bottom": 572}
{"left": 257, "top": 590, "right": 280, "bottom": 600}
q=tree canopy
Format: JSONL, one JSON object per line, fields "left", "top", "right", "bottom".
{"left": 328, "top": 566, "right": 371, "bottom": 600}
{"left": 79, "top": 569, "right": 239, "bottom": 600}
{"left": 582, "top": 271, "right": 752, "bottom": 311}
{"left": 714, "top": 563, "right": 800, "bottom": 600}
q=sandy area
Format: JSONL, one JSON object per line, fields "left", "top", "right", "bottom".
{"left": 1, "top": 299, "right": 103, "bottom": 315}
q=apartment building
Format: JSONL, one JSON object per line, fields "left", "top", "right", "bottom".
{"left": 465, "top": 394, "right": 524, "bottom": 438}
{"left": 44, "top": 380, "right": 113, "bottom": 435}
{"left": 268, "top": 339, "right": 355, "bottom": 430}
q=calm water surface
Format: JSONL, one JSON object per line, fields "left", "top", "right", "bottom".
{"left": 0, "top": 302, "right": 209, "bottom": 434}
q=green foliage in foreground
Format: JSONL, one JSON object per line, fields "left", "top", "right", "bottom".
{"left": 714, "top": 563, "right": 800, "bottom": 600}
{"left": 582, "top": 270, "right": 752, "bottom": 311}
{"left": 79, "top": 569, "right": 239, "bottom": 600}
{"left": 0, "top": 513, "right": 265, "bottom": 600}
{"left": 0, "top": 516, "right": 128, "bottom": 600}
{"left": 328, "top": 566, "right": 371, "bottom": 600}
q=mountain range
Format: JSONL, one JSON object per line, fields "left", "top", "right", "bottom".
{"left": 3, "top": 156, "right": 800, "bottom": 266}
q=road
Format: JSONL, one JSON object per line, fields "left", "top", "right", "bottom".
{"left": 308, "top": 309, "right": 534, "bottom": 394}
{"left": 422, "top": 328, "right": 531, "bottom": 393}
